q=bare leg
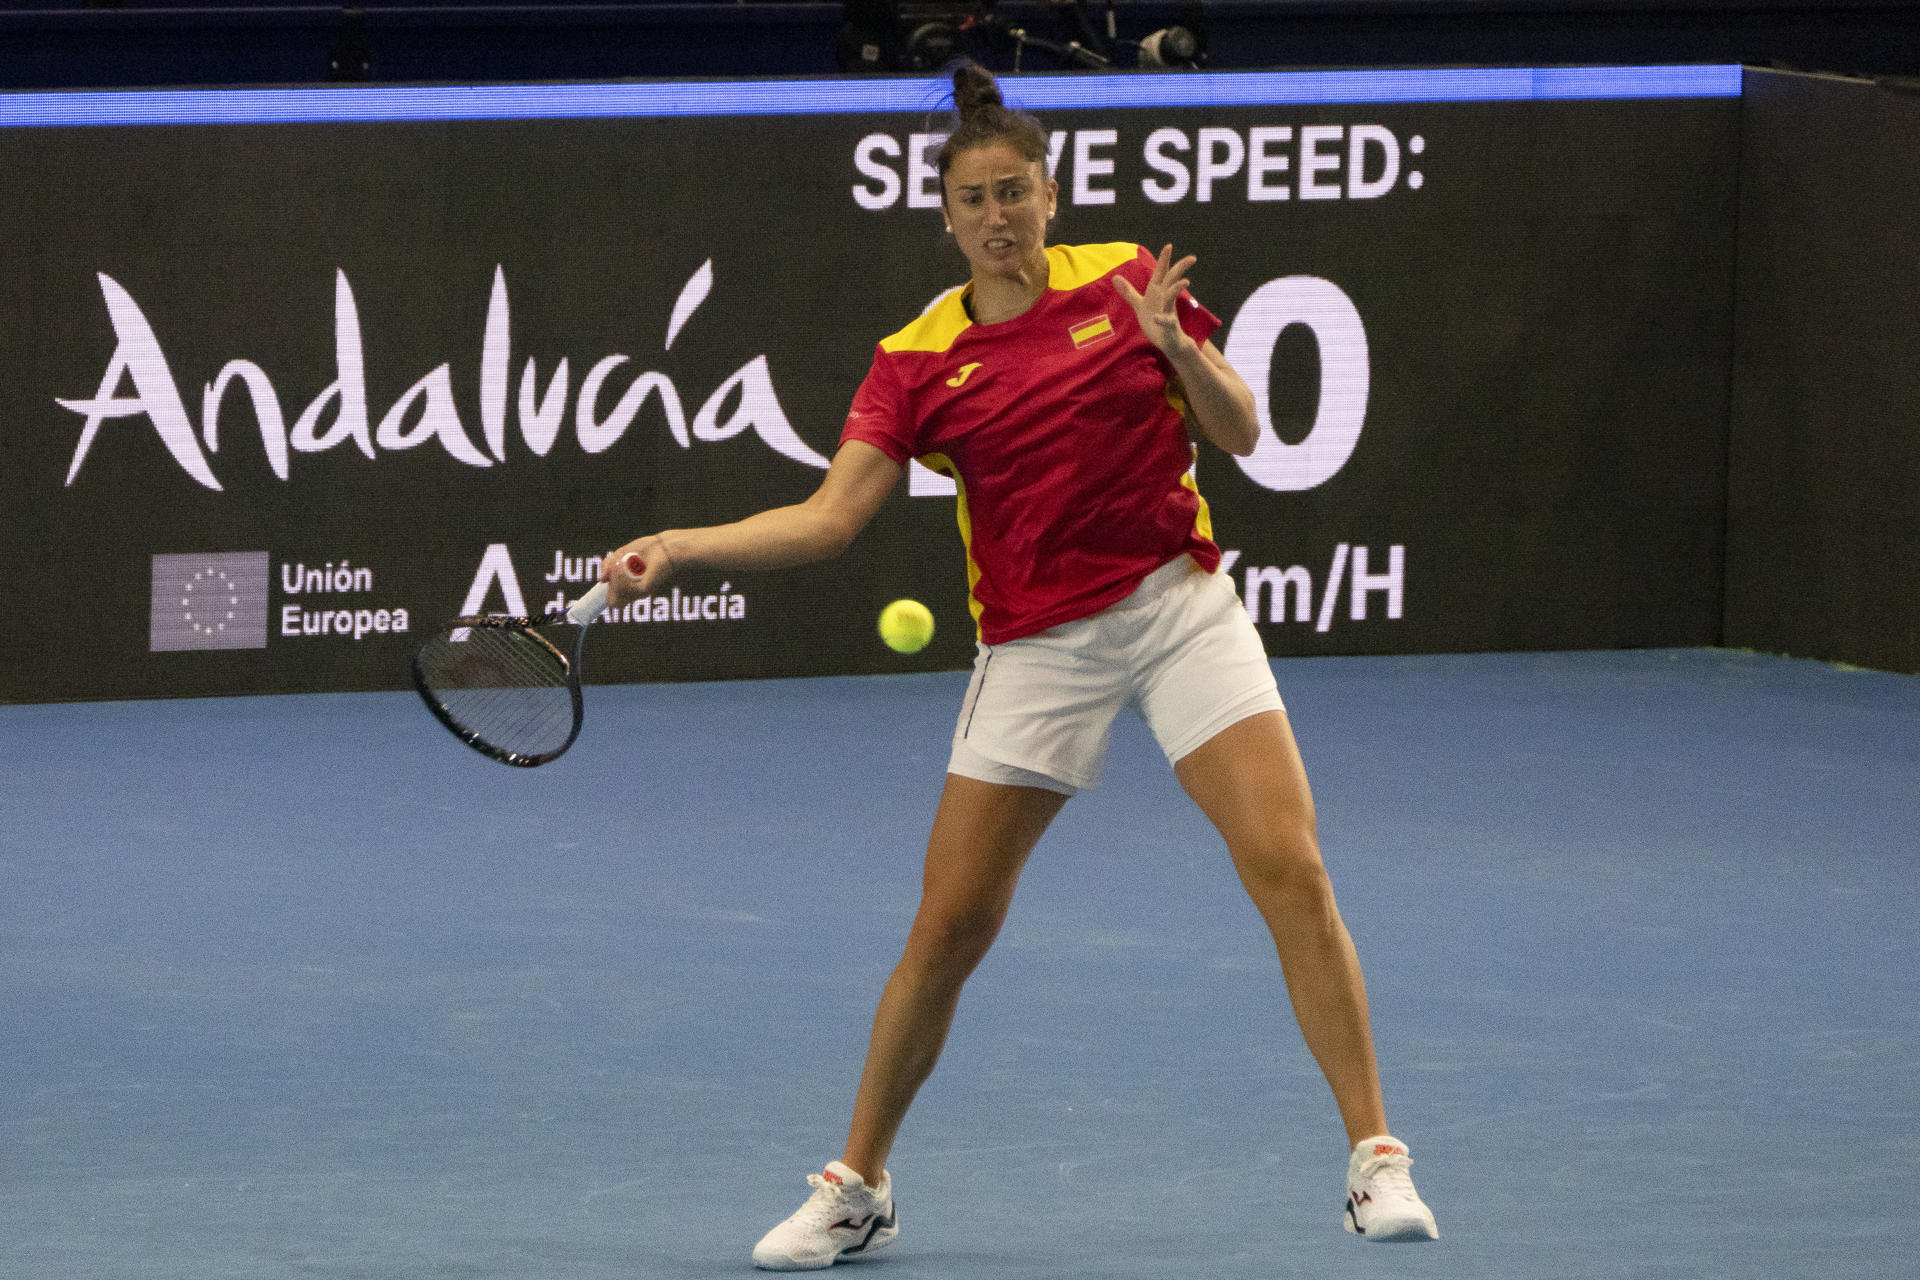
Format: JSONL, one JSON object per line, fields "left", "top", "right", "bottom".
{"left": 1174, "top": 711, "right": 1388, "bottom": 1147}
{"left": 839, "top": 773, "right": 1069, "bottom": 1181}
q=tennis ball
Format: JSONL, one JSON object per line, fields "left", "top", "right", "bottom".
{"left": 878, "top": 599, "right": 935, "bottom": 654}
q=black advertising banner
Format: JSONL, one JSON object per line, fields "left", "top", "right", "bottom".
{"left": 0, "top": 70, "right": 1741, "bottom": 703}
{"left": 1725, "top": 69, "right": 1920, "bottom": 675}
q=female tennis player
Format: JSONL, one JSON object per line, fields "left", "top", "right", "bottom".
{"left": 603, "top": 62, "right": 1438, "bottom": 1269}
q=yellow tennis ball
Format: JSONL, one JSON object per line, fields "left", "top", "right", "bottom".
{"left": 878, "top": 598, "right": 935, "bottom": 654}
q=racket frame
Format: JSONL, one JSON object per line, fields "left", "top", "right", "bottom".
{"left": 411, "top": 609, "right": 592, "bottom": 767}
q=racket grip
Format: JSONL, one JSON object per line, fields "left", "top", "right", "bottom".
{"left": 567, "top": 581, "right": 610, "bottom": 625}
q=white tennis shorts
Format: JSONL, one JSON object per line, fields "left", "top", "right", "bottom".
{"left": 947, "top": 555, "right": 1285, "bottom": 796}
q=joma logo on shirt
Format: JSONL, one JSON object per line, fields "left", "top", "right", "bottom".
{"left": 1069, "top": 315, "right": 1115, "bottom": 349}
{"left": 945, "top": 362, "right": 983, "bottom": 388}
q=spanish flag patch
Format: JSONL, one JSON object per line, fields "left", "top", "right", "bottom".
{"left": 1069, "top": 314, "right": 1115, "bottom": 349}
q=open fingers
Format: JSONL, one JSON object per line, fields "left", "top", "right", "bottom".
{"left": 1121, "top": 246, "right": 1200, "bottom": 352}
{"left": 1147, "top": 246, "right": 1196, "bottom": 298}
{"left": 1160, "top": 253, "right": 1196, "bottom": 294}
{"left": 1153, "top": 243, "right": 1195, "bottom": 274}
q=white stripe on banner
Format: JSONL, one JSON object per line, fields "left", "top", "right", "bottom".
{"left": 0, "top": 66, "right": 1743, "bottom": 129}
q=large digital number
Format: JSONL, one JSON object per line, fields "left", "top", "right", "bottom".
{"left": 1221, "top": 276, "right": 1369, "bottom": 492}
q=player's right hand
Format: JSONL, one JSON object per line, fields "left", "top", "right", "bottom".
{"left": 602, "top": 535, "right": 674, "bottom": 605}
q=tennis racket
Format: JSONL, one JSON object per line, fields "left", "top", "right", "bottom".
{"left": 411, "top": 552, "right": 641, "bottom": 767}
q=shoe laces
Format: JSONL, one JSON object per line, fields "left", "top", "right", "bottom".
{"left": 1359, "top": 1151, "right": 1416, "bottom": 1199}
{"left": 795, "top": 1172, "right": 862, "bottom": 1226}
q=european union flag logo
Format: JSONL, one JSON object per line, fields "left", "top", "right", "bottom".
{"left": 150, "top": 552, "right": 269, "bottom": 651}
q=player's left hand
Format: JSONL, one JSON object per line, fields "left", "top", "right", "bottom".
{"left": 1111, "top": 244, "right": 1199, "bottom": 359}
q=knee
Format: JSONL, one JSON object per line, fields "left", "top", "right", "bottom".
{"left": 1232, "top": 821, "right": 1334, "bottom": 917}
{"left": 903, "top": 901, "right": 1006, "bottom": 980}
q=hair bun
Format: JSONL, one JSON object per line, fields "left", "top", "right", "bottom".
{"left": 951, "top": 62, "right": 1004, "bottom": 118}
{"left": 934, "top": 59, "right": 1049, "bottom": 184}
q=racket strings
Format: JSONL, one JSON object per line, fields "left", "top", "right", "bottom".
{"left": 416, "top": 624, "right": 577, "bottom": 759}
{"left": 433, "top": 672, "right": 573, "bottom": 755}
{"left": 442, "top": 680, "right": 572, "bottom": 750}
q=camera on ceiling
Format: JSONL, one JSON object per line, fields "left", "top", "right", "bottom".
{"left": 1136, "top": 23, "right": 1198, "bottom": 69}
{"left": 836, "top": 1, "right": 1203, "bottom": 74}
{"left": 838, "top": 0, "right": 976, "bottom": 73}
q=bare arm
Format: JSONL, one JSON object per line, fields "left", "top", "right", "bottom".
{"left": 1112, "top": 244, "right": 1261, "bottom": 457}
{"left": 1167, "top": 338, "right": 1259, "bottom": 457}
{"left": 601, "top": 439, "right": 903, "bottom": 604}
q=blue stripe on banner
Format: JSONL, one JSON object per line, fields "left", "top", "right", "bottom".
{"left": 0, "top": 66, "right": 1743, "bottom": 128}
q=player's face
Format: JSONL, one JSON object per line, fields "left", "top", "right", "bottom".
{"left": 942, "top": 142, "right": 1057, "bottom": 280}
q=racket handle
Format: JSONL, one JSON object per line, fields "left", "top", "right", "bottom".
{"left": 565, "top": 552, "right": 644, "bottom": 624}
{"left": 567, "top": 581, "right": 610, "bottom": 625}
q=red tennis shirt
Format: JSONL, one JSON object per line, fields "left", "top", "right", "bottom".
{"left": 841, "top": 242, "right": 1224, "bottom": 644}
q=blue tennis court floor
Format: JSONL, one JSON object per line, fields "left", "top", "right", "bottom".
{"left": 3, "top": 648, "right": 1915, "bottom": 1279}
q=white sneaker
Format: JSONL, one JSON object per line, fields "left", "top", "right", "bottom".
{"left": 1343, "top": 1135, "right": 1439, "bottom": 1241}
{"left": 751, "top": 1160, "right": 899, "bottom": 1270}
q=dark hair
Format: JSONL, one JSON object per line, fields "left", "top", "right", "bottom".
{"left": 934, "top": 62, "right": 1049, "bottom": 188}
